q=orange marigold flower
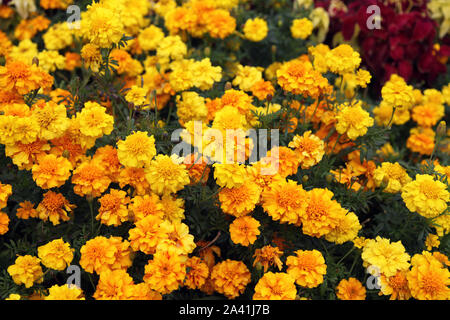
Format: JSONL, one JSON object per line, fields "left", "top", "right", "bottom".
{"left": 36, "top": 191, "right": 75, "bottom": 225}
{"left": 16, "top": 201, "right": 38, "bottom": 219}
{"left": 253, "top": 245, "right": 284, "bottom": 272}
{"left": 128, "top": 215, "right": 168, "bottom": 255}
{"left": 286, "top": 249, "right": 327, "bottom": 288}
{"left": 219, "top": 181, "right": 261, "bottom": 217}
{"left": 118, "top": 167, "right": 151, "bottom": 196}
{"left": 129, "top": 194, "right": 164, "bottom": 222}
{"left": 0, "top": 60, "right": 52, "bottom": 95}
{"left": 336, "top": 278, "right": 366, "bottom": 300}
{"left": 210, "top": 259, "right": 251, "bottom": 299}
{"left": 93, "top": 146, "right": 121, "bottom": 182}
{"left": 299, "top": 188, "right": 346, "bottom": 238}
{"left": 288, "top": 130, "right": 325, "bottom": 169}
{"left": 380, "top": 271, "right": 412, "bottom": 300}
{"left": 0, "top": 182, "right": 12, "bottom": 210}
{"left": 253, "top": 272, "right": 297, "bottom": 300}
{"left": 261, "top": 179, "right": 308, "bottom": 225}
{"left": 31, "top": 154, "right": 72, "bottom": 189}
{"left": 250, "top": 80, "right": 275, "bottom": 100}
{"left": 143, "top": 245, "right": 187, "bottom": 295}
{"left": 406, "top": 127, "right": 435, "bottom": 155}
{"left": 71, "top": 159, "right": 111, "bottom": 198}
{"left": 5, "top": 139, "right": 50, "bottom": 171}
{"left": 229, "top": 216, "right": 261, "bottom": 246}
{"left": 205, "top": 9, "right": 236, "bottom": 39}
{"left": 0, "top": 211, "right": 9, "bottom": 235}
{"left": 184, "top": 256, "right": 210, "bottom": 290}
{"left": 93, "top": 269, "right": 135, "bottom": 300}
{"left": 265, "top": 146, "right": 300, "bottom": 178}
{"left": 96, "top": 189, "right": 130, "bottom": 227}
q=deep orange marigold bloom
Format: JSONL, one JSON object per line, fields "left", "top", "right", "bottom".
{"left": 229, "top": 216, "right": 261, "bottom": 246}
{"left": 31, "top": 154, "right": 73, "bottom": 189}
{"left": 210, "top": 259, "right": 251, "bottom": 299}
{"left": 184, "top": 256, "right": 210, "bottom": 290}
{"left": 336, "top": 278, "right": 366, "bottom": 300}
{"left": 286, "top": 249, "right": 327, "bottom": 288}
{"left": 71, "top": 159, "right": 111, "bottom": 198}
{"left": 36, "top": 191, "right": 76, "bottom": 225}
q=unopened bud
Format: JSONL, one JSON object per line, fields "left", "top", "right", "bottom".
{"left": 271, "top": 45, "right": 277, "bottom": 55}
{"left": 204, "top": 47, "right": 211, "bottom": 56}
{"left": 225, "top": 82, "right": 232, "bottom": 90}
{"left": 326, "top": 173, "right": 333, "bottom": 183}
{"left": 62, "top": 150, "right": 70, "bottom": 159}
{"left": 32, "top": 56, "right": 39, "bottom": 66}
{"left": 437, "top": 121, "right": 446, "bottom": 137}
{"left": 302, "top": 175, "right": 309, "bottom": 183}
{"left": 266, "top": 94, "right": 273, "bottom": 102}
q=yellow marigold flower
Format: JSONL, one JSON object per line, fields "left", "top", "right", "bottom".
{"left": 205, "top": 9, "right": 236, "bottom": 39}
{"left": 184, "top": 256, "right": 209, "bottom": 290}
{"left": 299, "top": 188, "right": 346, "bottom": 238}
{"left": 76, "top": 101, "right": 114, "bottom": 139}
{"left": 190, "top": 58, "right": 223, "bottom": 91}
{"left": 79, "top": 236, "right": 119, "bottom": 274}
{"left": 381, "top": 74, "right": 414, "bottom": 110}
{"left": 31, "top": 101, "right": 70, "bottom": 141}
{"left": 232, "top": 64, "right": 263, "bottom": 92}
{"left": 361, "top": 236, "right": 410, "bottom": 277}
{"left": 324, "top": 211, "right": 361, "bottom": 244}
{"left": 335, "top": 103, "right": 374, "bottom": 140}
{"left": 406, "top": 127, "right": 435, "bottom": 155}
{"left": 219, "top": 181, "right": 261, "bottom": 217}
{"left": 325, "top": 44, "right": 361, "bottom": 75}
{"left": 253, "top": 245, "right": 283, "bottom": 272}
{"left": 37, "top": 50, "right": 66, "bottom": 73}
{"left": 353, "top": 236, "right": 369, "bottom": 249}
{"left": 373, "top": 162, "right": 412, "bottom": 193}
{"left": 355, "top": 69, "right": 371, "bottom": 88}
{"left": 96, "top": 189, "right": 130, "bottom": 227}
{"left": 286, "top": 249, "right": 327, "bottom": 288}
{"left": 229, "top": 216, "right": 261, "bottom": 246}
{"left": 380, "top": 271, "right": 411, "bottom": 300}
{"left": 71, "top": 159, "right": 111, "bottom": 198}
{"left": 308, "top": 43, "right": 330, "bottom": 73}
{"left": 16, "top": 201, "right": 38, "bottom": 219}
{"left": 277, "top": 59, "right": 330, "bottom": 98}
{"left": 129, "top": 194, "right": 164, "bottom": 222}
{"left": 176, "top": 91, "right": 208, "bottom": 125}
{"left": 243, "top": 18, "right": 268, "bottom": 42}
{"left": 210, "top": 259, "right": 251, "bottom": 299}
{"left": 5, "top": 294, "right": 21, "bottom": 300}
{"left": 425, "top": 234, "right": 440, "bottom": 251}
{"left": 145, "top": 154, "right": 190, "bottom": 195}
{"left": 37, "top": 238, "right": 74, "bottom": 271}
{"left": 0, "top": 182, "right": 12, "bottom": 210}
{"left": 288, "top": 130, "right": 325, "bottom": 169}
{"left": 373, "top": 101, "right": 410, "bottom": 126}
{"left": 336, "top": 278, "right": 366, "bottom": 300}
{"left": 36, "top": 191, "right": 76, "bottom": 226}
{"left": 261, "top": 179, "right": 308, "bottom": 225}
{"left": 401, "top": 174, "right": 449, "bottom": 219}
{"left": 31, "top": 154, "right": 73, "bottom": 189}
{"left": 144, "top": 245, "right": 187, "bottom": 294}
{"left": 43, "top": 22, "right": 73, "bottom": 51}
{"left": 253, "top": 272, "right": 297, "bottom": 300}
{"left": 129, "top": 215, "right": 167, "bottom": 255}
{"left": 213, "top": 163, "right": 246, "bottom": 189}
{"left": 156, "top": 35, "right": 187, "bottom": 62}
{"left": 161, "top": 194, "right": 185, "bottom": 222}
{"left": 0, "top": 211, "right": 9, "bottom": 235}
{"left": 412, "top": 103, "right": 445, "bottom": 128}
{"left": 93, "top": 269, "right": 134, "bottom": 300}
{"left": 291, "top": 18, "right": 313, "bottom": 40}
{"left": 138, "top": 25, "right": 165, "bottom": 51}
{"left": 7, "top": 255, "right": 43, "bottom": 288}
{"left": 81, "top": 43, "right": 102, "bottom": 72}
{"left": 81, "top": 4, "right": 124, "bottom": 48}
{"left": 407, "top": 251, "right": 450, "bottom": 300}
{"left": 117, "top": 131, "right": 156, "bottom": 169}
{"left": 125, "top": 85, "right": 147, "bottom": 107}
{"left": 45, "top": 284, "right": 84, "bottom": 300}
